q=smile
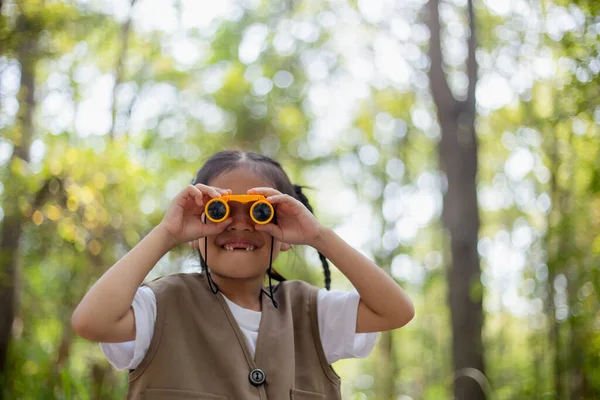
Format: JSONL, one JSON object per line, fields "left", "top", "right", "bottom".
{"left": 222, "top": 243, "right": 256, "bottom": 251}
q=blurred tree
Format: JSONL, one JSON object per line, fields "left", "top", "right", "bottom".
{"left": 426, "top": 0, "right": 485, "bottom": 399}
{"left": 542, "top": 1, "right": 600, "bottom": 397}
{"left": 0, "top": 1, "right": 130, "bottom": 396}
{"left": 0, "top": 6, "right": 40, "bottom": 390}
{"left": 1, "top": 0, "right": 599, "bottom": 398}
{"left": 1, "top": 0, "right": 326, "bottom": 396}
{"left": 109, "top": 0, "right": 137, "bottom": 139}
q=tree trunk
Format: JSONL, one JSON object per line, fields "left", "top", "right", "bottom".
{"left": 385, "top": 330, "right": 397, "bottom": 399}
{"left": 0, "top": 14, "right": 38, "bottom": 391}
{"left": 377, "top": 329, "right": 397, "bottom": 400}
{"left": 373, "top": 240, "right": 398, "bottom": 398}
{"left": 545, "top": 125, "right": 571, "bottom": 400}
{"left": 426, "top": 1, "right": 486, "bottom": 399}
{"left": 110, "top": 0, "right": 138, "bottom": 139}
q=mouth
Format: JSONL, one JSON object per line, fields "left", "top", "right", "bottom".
{"left": 221, "top": 242, "right": 257, "bottom": 252}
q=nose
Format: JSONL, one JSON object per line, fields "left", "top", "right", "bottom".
{"left": 226, "top": 205, "right": 254, "bottom": 232}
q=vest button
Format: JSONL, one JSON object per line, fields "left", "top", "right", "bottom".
{"left": 249, "top": 368, "right": 266, "bottom": 386}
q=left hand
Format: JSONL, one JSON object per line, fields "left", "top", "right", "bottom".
{"left": 247, "top": 187, "right": 323, "bottom": 246}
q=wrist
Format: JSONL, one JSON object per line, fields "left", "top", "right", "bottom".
{"left": 308, "top": 225, "right": 333, "bottom": 251}
{"left": 153, "top": 224, "right": 179, "bottom": 251}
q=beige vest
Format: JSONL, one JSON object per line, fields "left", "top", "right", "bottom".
{"left": 126, "top": 273, "right": 342, "bottom": 399}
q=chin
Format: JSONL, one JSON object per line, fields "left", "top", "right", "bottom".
{"left": 210, "top": 268, "right": 265, "bottom": 281}
{"left": 210, "top": 258, "right": 265, "bottom": 277}
{"left": 204, "top": 246, "right": 270, "bottom": 275}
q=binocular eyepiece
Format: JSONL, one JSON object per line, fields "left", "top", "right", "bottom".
{"left": 205, "top": 195, "right": 274, "bottom": 225}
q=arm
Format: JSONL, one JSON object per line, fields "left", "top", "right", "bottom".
{"left": 71, "top": 227, "right": 174, "bottom": 342}
{"left": 310, "top": 228, "right": 414, "bottom": 333}
{"left": 72, "top": 184, "right": 232, "bottom": 343}
{"left": 248, "top": 187, "right": 415, "bottom": 334}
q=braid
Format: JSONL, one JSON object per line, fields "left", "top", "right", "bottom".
{"left": 293, "top": 185, "right": 331, "bottom": 290}
{"left": 268, "top": 268, "right": 286, "bottom": 282}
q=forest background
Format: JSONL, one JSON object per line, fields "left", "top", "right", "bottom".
{"left": 0, "top": 0, "right": 599, "bottom": 399}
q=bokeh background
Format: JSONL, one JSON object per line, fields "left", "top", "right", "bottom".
{"left": 1, "top": 0, "right": 599, "bottom": 399}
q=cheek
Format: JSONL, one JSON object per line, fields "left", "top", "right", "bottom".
{"left": 258, "top": 232, "right": 276, "bottom": 249}
{"left": 198, "top": 237, "right": 218, "bottom": 255}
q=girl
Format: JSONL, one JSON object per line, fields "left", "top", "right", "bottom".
{"left": 72, "top": 150, "right": 414, "bottom": 399}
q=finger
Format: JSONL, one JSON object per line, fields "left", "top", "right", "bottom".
{"left": 199, "top": 184, "right": 231, "bottom": 196}
{"left": 188, "top": 185, "right": 223, "bottom": 208}
{"left": 203, "top": 218, "right": 233, "bottom": 236}
{"left": 247, "top": 187, "right": 282, "bottom": 197}
{"left": 255, "top": 223, "right": 282, "bottom": 239}
{"left": 265, "top": 194, "right": 301, "bottom": 206}
{"left": 193, "top": 183, "right": 222, "bottom": 199}
{"left": 183, "top": 185, "right": 208, "bottom": 208}
{"left": 211, "top": 186, "right": 232, "bottom": 196}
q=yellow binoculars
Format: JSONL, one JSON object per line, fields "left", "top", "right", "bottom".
{"left": 205, "top": 195, "right": 275, "bottom": 225}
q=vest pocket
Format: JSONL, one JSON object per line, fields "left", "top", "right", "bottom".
{"left": 142, "top": 389, "right": 228, "bottom": 399}
{"left": 290, "top": 388, "right": 326, "bottom": 399}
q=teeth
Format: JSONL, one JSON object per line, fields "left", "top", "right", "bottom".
{"left": 223, "top": 243, "right": 255, "bottom": 251}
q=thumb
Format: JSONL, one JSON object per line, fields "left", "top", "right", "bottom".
{"left": 255, "top": 223, "right": 279, "bottom": 238}
{"left": 203, "top": 219, "right": 233, "bottom": 236}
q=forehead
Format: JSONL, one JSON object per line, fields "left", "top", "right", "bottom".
{"left": 208, "top": 166, "right": 273, "bottom": 194}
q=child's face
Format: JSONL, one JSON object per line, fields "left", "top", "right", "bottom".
{"left": 200, "top": 167, "right": 290, "bottom": 280}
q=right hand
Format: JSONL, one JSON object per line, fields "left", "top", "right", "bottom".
{"left": 158, "top": 184, "right": 232, "bottom": 248}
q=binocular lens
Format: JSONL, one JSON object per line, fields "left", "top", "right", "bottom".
{"left": 252, "top": 202, "right": 273, "bottom": 223}
{"left": 207, "top": 200, "right": 227, "bottom": 221}
{"left": 205, "top": 196, "right": 273, "bottom": 224}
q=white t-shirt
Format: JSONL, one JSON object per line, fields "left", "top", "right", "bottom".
{"left": 101, "top": 285, "right": 380, "bottom": 370}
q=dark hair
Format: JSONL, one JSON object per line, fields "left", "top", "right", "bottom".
{"left": 192, "top": 150, "right": 331, "bottom": 291}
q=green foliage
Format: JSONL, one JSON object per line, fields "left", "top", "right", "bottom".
{"left": 1, "top": 0, "right": 599, "bottom": 398}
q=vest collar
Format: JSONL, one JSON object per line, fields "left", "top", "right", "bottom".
{"left": 201, "top": 273, "right": 277, "bottom": 366}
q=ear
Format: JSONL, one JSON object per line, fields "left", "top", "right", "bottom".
{"left": 279, "top": 242, "right": 292, "bottom": 252}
